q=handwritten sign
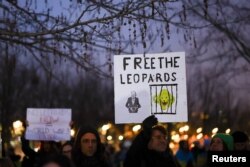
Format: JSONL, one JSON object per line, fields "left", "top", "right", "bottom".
{"left": 114, "top": 52, "right": 188, "bottom": 123}
{"left": 25, "top": 108, "right": 71, "bottom": 141}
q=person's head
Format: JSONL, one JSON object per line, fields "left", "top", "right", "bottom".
{"left": 38, "top": 154, "right": 71, "bottom": 167}
{"left": 192, "top": 141, "right": 201, "bottom": 149}
{"left": 178, "top": 140, "right": 189, "bottom": 151}
{"left": 0, "top": 157, "right": 15, "bottom": 167}
{"left": 40, "top": 141, "right": 59, "bottom": 153}
{"left": 61, "top": 141, "right": 73, "bottom": 159}
{"left": 232, "top": 131, "right": 249, "bottom": 151}
{"left": 209, "top": 133, "right": 233, "bottom": 151}
{"left": 131, "top": 91, "right": 136, "bottom": 98}
{"left": 73, "top": 126, "right": 102, "bottom": 157}
{"left": 147, "top": 125, "right": 168, "bottom": 152}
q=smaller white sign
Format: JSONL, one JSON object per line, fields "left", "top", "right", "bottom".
{"left": 25, "top": 108, "right": 71, "bottom": 141}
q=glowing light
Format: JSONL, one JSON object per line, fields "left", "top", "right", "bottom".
{"left": 225, "top": 128, "right": 231, "bottom": 134}
{"left": 34, "top": 147, "right": 39, "bottom": 152}
{"left": 107, "top": 135, "right": 112, "bottom": 141}
{"left": 101, "top": 123, "right": 112, "bottom": 135}
{"left": 102, "top": 124, "right": 111, "bottom": 131}
{"left": 212, "top": 127, "right": 219, "bottom": 134}
{"left": 70, "top": 129, "right": 75, "bottom": 137}
{"left": 171, "top": 134, "right": 180, "bottom": 143}
{"left": 183, "top": 134, "right": 188, "bottom": 140}
{"left": 118, "top": 135, "right": 124, "bottom": 141}
{"left": 171, "top": 131, "right": 176, "bottom": 135}
{"left": 12, "top": 120, "right": 24, "bottom": 135}
{"left": 196, "top": 127, "right": 202, "bottom": 133}
{"left": 183, "top": 125, "right": 189, "bottom": 131}
{"left": 169, "top": 142, "right": 175, "bottom": 149}
{"left": 13, "top": 120, "right": 23, "bottom": 129}
{"left": 196, "top": 133, "right": 203, "bottom": 140}
{"left": 179, "top": 125, "right": 189, "bottom": 133}
{"left": 132, "top": 125, "right": 141, "bottom": 132}
{"left": 179, "top": 127, "right": 184, "bottom": 133}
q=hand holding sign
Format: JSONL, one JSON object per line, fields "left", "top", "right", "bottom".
{"left": 142, "top": 115, "right": 158, "bottom": 131}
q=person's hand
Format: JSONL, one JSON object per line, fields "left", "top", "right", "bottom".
{"left": 142, "top": 115, "right": 158, "bottom": 131}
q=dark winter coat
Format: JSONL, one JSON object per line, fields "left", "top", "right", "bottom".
{"left": 21, "top": 136, "right": 60, "bottom": 167}
{"left": 72, "top": 126, "right": 110, "bottom": 167}
{"left": 124, "top": 131, "right": 178, "bottom": 167}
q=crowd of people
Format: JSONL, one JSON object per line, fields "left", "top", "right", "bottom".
{"left": 1, "top": 115, "right": 249, "bottom": 167}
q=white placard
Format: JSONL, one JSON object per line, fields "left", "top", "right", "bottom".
{"left": 25, "top": 108, "right": 71, "bottom": 141}
{"left": 114, "top": 52, "right": 188, "bottom": 123}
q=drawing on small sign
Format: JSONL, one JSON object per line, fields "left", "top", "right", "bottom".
{"left": 125, "top": 91, "right": 141, "bottom": 113}
{"left": 40, "top": 115, "right": 59, "bottom": 125}
{"left": 150, "top": 84, "right": 177, "bottom": 115}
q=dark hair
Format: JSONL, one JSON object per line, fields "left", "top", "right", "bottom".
{"left": 39, "top": 141, "right": 60, "bottom": 154}
{"left": 151, "top": 125, "right": 167, "bottom": 137}
{"left": 38, "top": 154, "right": 71, "bottom": 167}
{"left": 232, "top": 131, "right": 249, "bottom": 143}
{"left": 179, "top": 140, "right": 188, "bottom": 148}
{"left": 62, "top": 141, "right": 73, "bottom": 147}
{"left": 61, "top": 141, "right": 73, "bottom": 152}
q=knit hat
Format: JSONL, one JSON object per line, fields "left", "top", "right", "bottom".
{"left": 232, "top": 131, "right": 249, "bottom": 143}
{"left": 213, "top": 133, "right": 234, "bottom": 151}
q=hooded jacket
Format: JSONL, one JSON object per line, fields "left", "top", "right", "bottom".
{"left": 72, "top": 126, "right": 109, "bottom": 167}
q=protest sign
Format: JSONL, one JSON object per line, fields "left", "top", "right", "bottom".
{"left": 25, "top": 108, "right": 71, "bottom": 141}
{"left": 114, "top": 52, "right": 187, "bottom": 123}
